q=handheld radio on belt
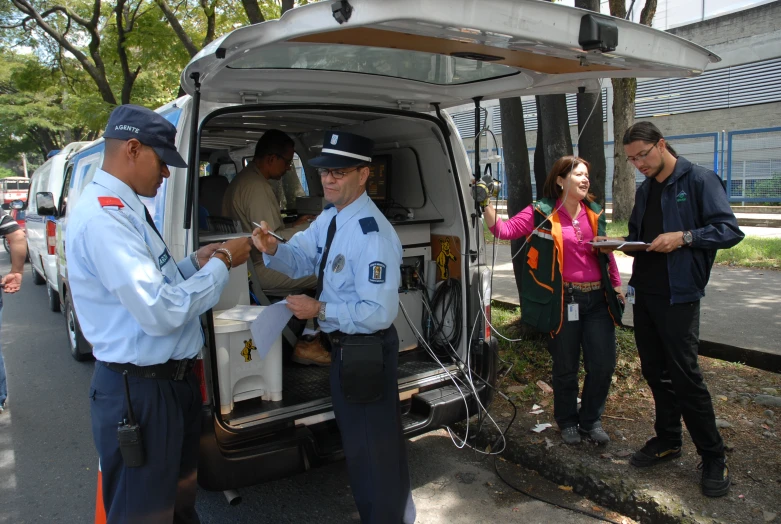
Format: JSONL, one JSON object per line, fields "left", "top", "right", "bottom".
{"left": 117, "top": 370, "right": 145, "bottom": 467}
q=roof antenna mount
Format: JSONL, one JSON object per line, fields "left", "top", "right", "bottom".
{"left": 332, "top": 1, "right": 353, "bottom": 24}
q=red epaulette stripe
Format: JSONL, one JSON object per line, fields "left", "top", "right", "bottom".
{"left": 98, "top": 197, "right": 124, "bottom": 208}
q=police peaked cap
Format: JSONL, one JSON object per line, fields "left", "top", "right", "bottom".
{"left": 308, "top": 131, "right": 374, "bottom": 169}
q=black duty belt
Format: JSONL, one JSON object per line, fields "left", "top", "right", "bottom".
{"left": 100, "top": 358, "right": 196, "bottom": 381}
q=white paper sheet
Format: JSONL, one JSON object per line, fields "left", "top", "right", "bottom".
{"left": 216, "top": 305, "right": 265, "bottom": 322}
{"left": 250, "top": 301, "right": 293, "bottom": 359}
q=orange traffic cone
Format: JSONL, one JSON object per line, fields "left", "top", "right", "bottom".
{"left": 95, "top": 461, "right": 106, "bottom": 524}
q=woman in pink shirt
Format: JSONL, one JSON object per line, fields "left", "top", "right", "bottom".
{"left": 483, "top": 156, "right": 624, "bottom": 446}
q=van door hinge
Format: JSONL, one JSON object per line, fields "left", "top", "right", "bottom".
{"left": 397, "top": 100, "right": 415, "bottom": 111}
{"left": 240, "top": 92, "right": 261, "bottom": 104}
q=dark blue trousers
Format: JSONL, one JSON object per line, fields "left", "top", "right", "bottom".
{"left": 329, "top": 325, "right": 416, "bottom": 524}
{"left": 548, "top": 289, "right": 616, "bottom": 431}
{"left": 90, "top": 363, "right": 202, "bottom": 524}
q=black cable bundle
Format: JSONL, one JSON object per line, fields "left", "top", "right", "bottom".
{"left": 423, "top": 277, "right": 462, "bottom": 359}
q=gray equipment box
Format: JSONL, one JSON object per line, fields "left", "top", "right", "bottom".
{"left": 296, "top": 196, "right": 327, "bottom": 216}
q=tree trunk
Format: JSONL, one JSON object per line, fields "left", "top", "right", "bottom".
{"left": 242, "top": 0, "right": 265, "bottom": 24}
{"left": 575, "top": 0, "right": 607, "bottom": 207}
{"left": 609, "top": 0, "right": 657, "bottom": 221}
{"left": 538, "top": 94, "right": 574, "bottom": 174}
{"left": 154, "top": 0, "right": 199, "bottom": 57}
{"left": 499, "top": 96, "right": 532, "bottom": 299}
{"left": 533, "top": 99, "right": 546, "bottom": 197}
{"left": 281, "top": 0, "right": 295, "bottom": 14}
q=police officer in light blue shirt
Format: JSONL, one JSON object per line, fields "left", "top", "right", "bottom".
{"left": 67, "top": 104, "right": 251, "bottom": 524}
{"left": 252, "top": 131, "right": 415, "bottom": 524}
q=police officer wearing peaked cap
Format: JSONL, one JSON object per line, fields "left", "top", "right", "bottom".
{"left": 66, "top": 104, "right": 252, "bottom": 523}
{"left": 252, "top": 131, "right": 416, "bottom": 524}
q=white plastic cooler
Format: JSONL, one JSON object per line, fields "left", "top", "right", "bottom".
{"left": 213, "top": 306, "right": 283, "bottom": 415}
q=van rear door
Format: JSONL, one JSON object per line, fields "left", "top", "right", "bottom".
{"left": 181, "top": 0, "right": 718, "bottom": 109}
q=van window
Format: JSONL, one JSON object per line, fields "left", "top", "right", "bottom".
{"left": 65, "top": 145, "right": 104, "bottom": 213}
{"left": 142, "top": 106, "right": 183, "bottom": 231}
{"left": 59, "top": 164, "right": 75, "bottom": 216}
{"left": 229, "top": 44, "right": 518, "bottom": 86}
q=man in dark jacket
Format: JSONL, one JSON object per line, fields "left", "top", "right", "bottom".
{"left": 597, "top": 121, "right": 743, "bottom": 498}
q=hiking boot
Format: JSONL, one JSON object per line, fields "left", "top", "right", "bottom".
{"left": 561, "top": 426, "right": 581, "bottom": 445}
{"left": 292, "top": 337, "right": 331, "bottom": 366}
{"left": 580, "top": 423, "right": 610, "bottom": 445}
{"left": 630, "top": 437, "right": 682, "bottom": 467}
{"left": 699, "top": 456, "right": 730, "bottom": 497}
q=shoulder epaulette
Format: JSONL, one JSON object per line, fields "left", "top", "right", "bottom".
{"left": 359, "top": 217, "right": 379, "bottom": 234}
{"left": 98, "top": 197, "right": 124, "bottom": 208}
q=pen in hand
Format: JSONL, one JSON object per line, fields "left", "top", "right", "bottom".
{"left": 251, "top": 221, "right": 288, "bottom": 243}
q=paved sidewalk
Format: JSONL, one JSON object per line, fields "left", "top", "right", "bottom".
{"left": 487, "top": 242, "right": 781, "bottom": 365}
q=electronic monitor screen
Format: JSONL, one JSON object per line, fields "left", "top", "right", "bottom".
{"left": 366, "top": 155, "right": 390, "bottom": 202}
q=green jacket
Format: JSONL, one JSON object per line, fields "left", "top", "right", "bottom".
{"left": 520, "top": 198, "right": 623, "bottom": 334}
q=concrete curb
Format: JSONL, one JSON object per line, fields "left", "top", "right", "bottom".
{"left": 478, "top": 432, "right": 699, "bottom": 524}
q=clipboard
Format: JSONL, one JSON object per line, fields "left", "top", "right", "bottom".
{"left": 589, "top": 240, "right": 650, "bottom": 252}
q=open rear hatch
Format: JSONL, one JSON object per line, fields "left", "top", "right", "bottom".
{"left": 182, "top": 0, "right": 719, "bottom": 109}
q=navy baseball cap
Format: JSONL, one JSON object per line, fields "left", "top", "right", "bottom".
{"left": 308, "top": 131, "right": 374, "bottom": 169}
{"left": 103, "top": 104, "right": 188, "bottom": 168}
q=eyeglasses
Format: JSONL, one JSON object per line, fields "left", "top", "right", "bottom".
{"left": 572, "top": 219, "right": 583, "bottom": 244}
{"left": 276, "top": 154, "right": 294, "bottom": 167}
{"left": 626, "top": 142, "right": 659, "bottom": 164}
{"left": 317, "top": 167, "right": 360, "bottom": 179}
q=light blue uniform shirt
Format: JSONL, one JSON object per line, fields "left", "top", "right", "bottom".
{"left": 265, "top": 191, "right": 401, "bottom": 334}
{"left": 66, "top": 169, "right": 229, "bottom": 365}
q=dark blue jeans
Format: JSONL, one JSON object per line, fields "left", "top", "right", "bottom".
{"left": 548, "top": 289, "right": 616, "bottom": 430}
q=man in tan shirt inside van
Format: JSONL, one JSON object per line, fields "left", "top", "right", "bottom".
{"left": 223, "top": 129, "right": 330, "bottom": 365}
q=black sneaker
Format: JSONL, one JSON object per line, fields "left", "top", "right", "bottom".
{"left": 629, "top": 437, "right": 682, "bottom": 467}
{"left": 698, "top": 456, "right": 730, "bottom": 497}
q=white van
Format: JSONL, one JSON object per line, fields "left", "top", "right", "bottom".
{"left": 26, "top": 142, "right": 88, "bottom": 311}
{"left": 58, "top": 0, "right": 717, "bottom": 491}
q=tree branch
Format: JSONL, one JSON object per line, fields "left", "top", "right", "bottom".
{"left": 639, "top": 0, "right": 658, "bottom": 26}
{"left": 200, "top": 0, "right": 217, "bottom": 48}
{"left": 241, "top": 0, "right": 265, "bottom": 24}
{"left": 154, "top": 0, "right": 199, "bottom": 58}
{"left": 10, "top": 0, "right": 117, "bottom": 105}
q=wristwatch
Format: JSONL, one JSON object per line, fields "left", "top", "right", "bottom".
{"left": 682, "top": 230, "right": 693, "bottom": 246}
{"left": 318, "top": 301, "right": 327, "bottom": 322}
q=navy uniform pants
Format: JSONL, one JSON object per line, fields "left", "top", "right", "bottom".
{"left": 90, "top": 363, "right": 202, "bottom": 524}
{"left": 328, "top": 325, "right": 416, "bottom": 524}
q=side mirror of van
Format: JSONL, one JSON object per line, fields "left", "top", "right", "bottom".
{"left": 10, "top": 200, "right": 25, "bottom": 210}
{"left": 36, "top": 192, "right": 58, "bottom": 217}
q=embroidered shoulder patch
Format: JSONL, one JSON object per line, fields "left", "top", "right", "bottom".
{"left": 98, "top": 196, "right": 124, "bottom": 208}
{"left": 368, "top": 261, "right": 386, "bottom": 284}
{"left": 158, "top": 248, "right": 171, "bottom": 268}
{"left": 359, "top": 217, "right": 379, "bottom": 234}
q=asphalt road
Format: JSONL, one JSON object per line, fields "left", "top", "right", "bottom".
{"left": 0, "top": 253, "right": 626, "bottom": 524}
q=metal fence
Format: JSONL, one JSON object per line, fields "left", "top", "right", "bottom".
{"left": 726, "top": 127, "right": 781, "bottom": 204}
{"left": 466, "top": 128, "right": 781, "bottom": 204}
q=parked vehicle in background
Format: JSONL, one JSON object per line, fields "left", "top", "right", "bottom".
{"left": 1, "top": 177, "right": 30, "bottom": 208}
{"left": 25, "top": 142, "right": 88, "bottom": 313}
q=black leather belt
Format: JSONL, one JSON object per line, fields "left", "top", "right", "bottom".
{"left": 100, "top": 358, "right": 196, "bottom": 381}
{"left": 324, "top": 329, "right": 387, "bottom": 348}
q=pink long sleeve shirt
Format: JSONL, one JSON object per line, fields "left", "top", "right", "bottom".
{"left": 489, "top": 201, "right": 621, "bottom": 288}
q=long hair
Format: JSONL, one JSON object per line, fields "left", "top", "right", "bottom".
{"left": 542, "top": 155, "right": 595, "bottom": 202}
{"left": 622, "top": 121, "right": 678, "bottom": 157}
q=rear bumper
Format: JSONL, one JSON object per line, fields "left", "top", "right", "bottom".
{"left": 198, "top": 355, "right": 495, "bottom": 491}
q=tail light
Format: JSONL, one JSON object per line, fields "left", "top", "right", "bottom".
{"left": 193, "top": 359, "right": 209, "bottom": 405}
{"left": 46, "top": 220, "right": 57, "bottom": 255}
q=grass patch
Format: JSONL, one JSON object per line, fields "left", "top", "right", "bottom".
{"left": 483, "top": 220, "right": 511, "bottom": 246}
{"left": 607, "top": 220, "right": 779, "bottom": 269}
{"left": 716, "top": 236, "right": 781, "bottom": 269}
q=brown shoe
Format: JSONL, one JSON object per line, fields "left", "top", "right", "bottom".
{"left": 292, "top": 337, "right": 331, "bottom": 366}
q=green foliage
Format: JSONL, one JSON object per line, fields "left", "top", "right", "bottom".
{"left": 605, "top": 219, "right": 629, "bottom": 238}
{"left": 0, "top": 167, "right": 17, "bottom": 178}
{"left": 716, "top": 236, "right": 781, "bottom": 269}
